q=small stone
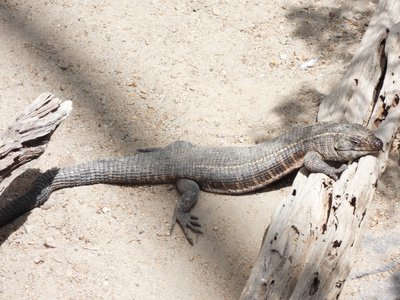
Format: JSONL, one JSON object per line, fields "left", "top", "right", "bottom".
{"left": 300, "top": 58, "right": 318, "bottom": 70}
{"left": 188, "top": 255, "right": 195, "bottom": 261}
{"left": 33, "top": 256, "right": 44, "bottom": 264}
{"left": 41, "top": 203, "right": 53, "bottom": 210}
{"left": 22, "top": 225, "right": 31, "bottom": 233}
{"left": 279, "top": 54, "right": 288, "bottom": 60}
{"left": 102, "top": 207, "right": 110, "bottom": 214}
{"left": 44, "top": 240, "right": 57, "bottom": 248}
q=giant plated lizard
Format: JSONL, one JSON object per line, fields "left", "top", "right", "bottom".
{"left": 0, "top": 123, "right": 383, "bottom": 244}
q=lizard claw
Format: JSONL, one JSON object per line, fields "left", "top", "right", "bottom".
{"left": 330, "top": 173, "right": 338, "bottom": 181}
{"left": 327, "top": 164, "right": 347, "bottom": 180}
{"left": 170, "top": 209, "right": 202, "bottom": 245}
{"left": 335, "top": 164, "right": 347, "bottom": 173}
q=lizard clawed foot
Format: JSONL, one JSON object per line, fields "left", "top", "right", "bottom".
{"left": 327, "top": 164, "right": 348, "bottom": 180}
{"left": 170, "top": 208, "right": 202, "bottom": 245}
{"left": 304, "top": 152, "right": 349, "bottom": 181}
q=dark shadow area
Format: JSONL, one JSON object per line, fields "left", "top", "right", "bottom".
{"left": 257, "top": 171, "right": 298, "bottom": 194}
{"left": 263, "top": 87, "right": 323, "bottom": 136}
{"left": 378, "top": 149, "right": 400, "bottom": 202}
{"left": 0, "top": 169, "right": 42, "bottom": 245}
{"left": 273, "top": 87, "right": 323, "bottom": 127}
{"left": 391, "top": 271, "right": 400, "bottom": 300}
{"left": 286, "top": 3, "right": 374, "bottom": 62}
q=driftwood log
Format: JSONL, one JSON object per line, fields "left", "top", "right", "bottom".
{"left": 241, "top": 0, "right": 400, "bottom": 299}
{"left": 0, "top": 93, "right": 72, "bottom": 183}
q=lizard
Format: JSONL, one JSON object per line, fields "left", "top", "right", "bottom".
{"left": 0, "top": 123, "right": 383, "bottom": 244}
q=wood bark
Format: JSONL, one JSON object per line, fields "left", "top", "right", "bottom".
{"left": 241, "top": 0, "right": 400, "bottom": 299}
{"left": 0, "top": 93, "right": 72, "bottom": 183}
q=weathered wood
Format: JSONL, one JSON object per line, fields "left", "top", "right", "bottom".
{"left": 0, "top": 93, "right": 72, "bottom": 183}
{"left": 318, "top": 0, "right": 400, "bottom": 125}
{"left": 241, "top": 0, "right": 400, "bottom": 299}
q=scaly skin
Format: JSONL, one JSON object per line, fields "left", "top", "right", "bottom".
{"left": 0, "top": 123, "right": 383, "bottom": 244}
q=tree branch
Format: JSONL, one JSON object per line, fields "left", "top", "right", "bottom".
{"left": 0, "top": 93, "right": 72, "bottom": 183}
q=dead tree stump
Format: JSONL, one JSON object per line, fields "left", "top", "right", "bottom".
{"left": 0, "top": 93, "right": 72, "bottom": 183}
{"left": 241, "top": 0, "right": 400, "bottom": 299}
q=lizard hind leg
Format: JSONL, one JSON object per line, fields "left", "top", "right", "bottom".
{"left": 170, "top": 178, "right": 202, "bottom": 245}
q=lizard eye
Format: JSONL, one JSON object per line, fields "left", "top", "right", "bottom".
{"left": 350, "top": 139, "right": 360, "bottom": 146}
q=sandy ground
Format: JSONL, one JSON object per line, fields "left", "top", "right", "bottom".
{"left": 0, "top": 0, "right": 399, "bottom": 299}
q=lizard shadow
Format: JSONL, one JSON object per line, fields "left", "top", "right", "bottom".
{"left": 0, "top": 169, "right": 42, "bottom": 246}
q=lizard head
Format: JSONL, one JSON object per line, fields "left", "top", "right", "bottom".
{"left": 333, "top": 124, "right": 383, "bottom": 160}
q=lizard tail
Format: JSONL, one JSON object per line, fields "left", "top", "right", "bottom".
{"left": 0, "top": 168, "right": 59, "bottom": 227}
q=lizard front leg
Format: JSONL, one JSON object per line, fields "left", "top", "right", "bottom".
{"left": 304, "top": 151, "right": 347, "bottom": 180}
{"left": 170, "top": 178, "right": 202, "bottom": 245}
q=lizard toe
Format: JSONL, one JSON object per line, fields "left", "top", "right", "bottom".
{"left": 330, "top": 173, "right": 338, "bottom": 180}
{"left": 171, "top": 210, "right": 203, "bottom": 245}
{"left": 189, "top": 218, "right": 201, "bottom": 228}
{"left": 328, "top": 164, "right": 347, "bottom": 180}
